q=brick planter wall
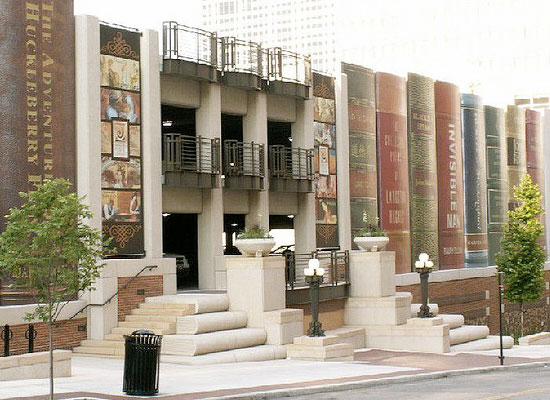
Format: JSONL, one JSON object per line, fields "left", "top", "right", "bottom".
{"left": 5, "top": 317, "right": 87, "bottom": 356}
{"left": 117, "top": 275, "right": 163, "bottom": 322}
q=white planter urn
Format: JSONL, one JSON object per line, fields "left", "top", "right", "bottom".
{"left": 353, "top": 236, "right": 389, "bottom": 252}
{"left": 234, "top": 238, "right": 276, "bottom": 257}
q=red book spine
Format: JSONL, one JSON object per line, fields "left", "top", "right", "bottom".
{"left": 434, "top": 82, "right": 465, "bottom": 269}
{"left": 376, "top": 72, "right": 411, "bottom": 273}
{"left": 526, "top": 110, "right": 544, "bottom": 189}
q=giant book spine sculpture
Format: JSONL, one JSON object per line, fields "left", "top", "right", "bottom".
{"left": 407, "top": 73, "right": 439, "bottom": 268}
{"left": 526, "top": 109, "right": 545, "bottom": 247}
{"left": 461, "top": 94, "right": 488, "bottom": 268}
{"left": 342, "top": 63, "right": 378, "bottom": 245}
{"left": 376, "top": 72, "right": 411, "bottom": 273}
{"left": 505, "top": 105, "right": 526, "bottom": 210}
{"left": 435, "top": 82, "right": 465, "bottom": 269}
{"left": 485, "top": 106, "right": 508, "bottom": 266}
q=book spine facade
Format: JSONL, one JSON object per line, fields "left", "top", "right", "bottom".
{"left": 343, "top": 64, "right": 378, "bottom": 245}
{"left": 526, "top": 109, "right": 546, "bottom": 248}
{"left": 376, "top": 72, "right": 411, "bottom": 273}
{"left": 461, "top": 94, "right": 489, "bottom": 268}
{"left": 435, "top": 82, "right": 465, "bottom": 269}
{"left": 484, "top": 106, "right": 508, "bottom": 266}
{"left": 407, "top": 73, "right": 439, "bottom": 268}
{"left": 313, "top": 72, "right": 339, "bottom": 248}
{"left": 505, "top": 105, "right": 527, "bottom": 210}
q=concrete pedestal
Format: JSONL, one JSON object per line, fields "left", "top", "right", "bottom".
{"left": 344, "top": 292, "right": 411, "bottom": 326}
{"left": 349, "top": 251, "right": 396, "bottom": 297}
{"left": 286, "top": 335, "right": 354, "bottom": 361}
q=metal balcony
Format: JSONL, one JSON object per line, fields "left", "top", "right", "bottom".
{"left": 223, "top": 140, "right": 265, "bottom": 190}
{"left": 162, "top": 133, "right": 221, "bottom": 188}
{"left": 219, "top": 37, "right": 269, "bottom": 90}
{"left": 162, "top": 21, "right": 220, "bottom": 81}
{"left": 268, "top": 48, "right": 312, "bottom": 98}
{"left": 269, "top": 145, "right": 314, "bottom": 192}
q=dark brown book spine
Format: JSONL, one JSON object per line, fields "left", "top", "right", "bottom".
{"left": 506, "top": 105, "right": 527, "bottom": 210}
{"left": 526, "top": 109, "right": 546, "bottom": 248}
{"left": 407, "top": 73, "right": 439, "bottom": 268}
{"left": 342, "top": 63, "right": 377, "bottom": 246}
{"left": 376, "top": 72, "right": 411, "bottom": 274}
{"left": 435, "top": 82, "right": 465, "bottom": 269}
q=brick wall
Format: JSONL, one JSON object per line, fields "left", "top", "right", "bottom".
{"left": 117, "top": 275, "right": 163, "bottom": 322}
{"left": 5, "top": 318, "right": 87, "bottom": 356}
{"left": 397, "top": 271, "right": 550, "bottom": 336}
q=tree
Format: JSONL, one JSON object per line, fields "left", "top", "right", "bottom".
{"left": 496, "top": 174, "right": 546, "bottom": 337}
{"left": 0, "top": 179, "right": 109, "bottom": 400}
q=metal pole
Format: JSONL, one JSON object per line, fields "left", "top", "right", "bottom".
{"left": 307, "top": 274, "right": 324, "bottom": 337}
{"left": 418, "top": 270, "right": 433, "bottom": 318}
{"left": 2, "top": 324, "right": 10, "bottom": 357}
{"left": 26, "top": 324, "right": 35, "bottom": 353}
{"left": 498, "top": 271, "right": 505, "bottom": 365}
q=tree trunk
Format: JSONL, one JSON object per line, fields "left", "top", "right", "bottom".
{"left": 520, "top": 302, "right": 524, "bottom": 339}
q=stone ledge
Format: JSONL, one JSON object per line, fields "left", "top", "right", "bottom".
{"left": 0, "top": 350, "right": 72, "bottom": 381}
{"left": 519, "top": 332, "right": 550, "bottom": 346}
{"left": 264, "top": 308, "right": 304, "bottom": 324}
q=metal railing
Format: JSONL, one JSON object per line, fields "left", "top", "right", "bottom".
{"left": 285, "top": 250, "right": 350, "bottom": 290}
{"left": 220, "top": 37, "right": 269, "bottom": 79}
{"left": 163, "top": 134, "right": 221, "bottom": 174}
{"left": 2, "top": 324, "right": 37, "bottom": 357}
{"left": 162, "top": 22, "right": 312, "bottom": 87}
{"left": 223, "top": 140, "right": 265, "bottom": 178}
{"left": 163, "top": 21, "right": 218, "bottom": 66}
{"left": 269, "top": 145, "right": 314, "bottom": 180}
{"left": 269, "top": 47, "right": 312, "bottom": 86}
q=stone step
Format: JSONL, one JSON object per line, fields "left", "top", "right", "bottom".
{"left": 410, "top": 303, "right": 439, "bottom": 317}
{"left": 162, "top": 328, "right": 266, "bottom": 356}
{"left": 325, "top": 327, "right": 366, "bottom": 349}
{"left": 104, "top": 334, "right": 125, "bottom": 341}
{"left": 80, "top": 340, "right": 124, "bottom": 349}
{"left": 439, "top": 314, "right": 465, "bottom": 329}
{"left": 125, "top": 314, "right": 179, "bottom": 323}
{"left": 139, "top": 302, "right": 195, "bottom": 311}
{"left": 177, "top": 311, "right": 247, "bottom": 335}
{"left": 118, "top": 321, "right": 175, "bottom": 330}
{"left": 450, "top": 325, "right": 490, "bottom": 345}
{"left": 132, "top": 307, "right": 194, "bottom": 317}
{"left": 111, "top": 326, "right": 175, "bottom": 336}
{"left": 451, "top": 335, "right": 514, "bottom": 352}
{"left": 73, "top": 346, "right": 124, "bottom": 357}
{"left": 161, "top": 345, "right": 287, "bottom": 365}
{"left": 145, "top": 294, "right": 229, "bottom": 314}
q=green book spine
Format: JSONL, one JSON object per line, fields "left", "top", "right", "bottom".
{"left": 484, "top": 106, "right": 508, "bottom": 266}
{"left": 505, "top": 105, "right": 526, "bottom": 210}
{"left": 407, "top": 73, "right": 439, "bottom": 268}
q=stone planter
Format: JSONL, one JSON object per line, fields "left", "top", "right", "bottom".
{"left": 353, "top": 236, "right": 389, "bottom": 252}
{"left": 234, "top": 238, "right": 276, "bottom": 257}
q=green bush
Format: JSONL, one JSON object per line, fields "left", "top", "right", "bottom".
{"left": 355, "top": 223, "right": 387, "bottom": 237}
{"left": 237, "top": 226, "right": 273, "bottom": 239}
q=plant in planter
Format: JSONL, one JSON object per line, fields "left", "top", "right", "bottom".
{"left": 234, "top": 226, "right": 276, "bottom": 257}
{"left": 353, "top": 223, "right": 389, "bottom": 252}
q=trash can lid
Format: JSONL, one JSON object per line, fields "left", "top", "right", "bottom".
{"left": 131, "top": 329, "right": 155, "bottom": 335}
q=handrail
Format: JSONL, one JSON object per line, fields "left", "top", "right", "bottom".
{"left": 269, "top": 145, "right": 314, "bottom": 180}
{"left": 285, "top": 250, "right": 349, "bottom": 290}
{"left": 64, "top": 265, "right": 158, "bottom": 322}
{"left": 163, "top": 133, "right": 221, "bottom": 174}
{"left": 223, "top": 140, "right": 265, "bottom": 178}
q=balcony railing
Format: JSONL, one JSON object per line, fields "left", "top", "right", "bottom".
{"left": 269, "top": 145, "right": 314, "bottom": 192}
{"left": 162, "top": 22, "right": 312, "bottom": 96}
{"left": 223, "top": 140, "right": 265, "bottom": 190}
{"left": 162, "top": 133, "right": 220, "bottom": 188}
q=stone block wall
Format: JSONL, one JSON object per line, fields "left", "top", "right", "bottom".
{"left": 290, "top": 298, "right": 346, "bottom": 333}
{"left": 117, "top": 275, "right": 163, "bottom": 322}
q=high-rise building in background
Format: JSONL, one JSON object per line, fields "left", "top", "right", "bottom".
{"left": 202, "top": 0, "right": 550, "bottom": 105}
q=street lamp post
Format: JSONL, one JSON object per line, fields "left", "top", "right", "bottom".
{"left": 415, "top": 253, "right": 434, "bottom": 318}
{"left": 304, "top": 258, "right": 325, "bottom": 337}
{"left": 498, "top": 271, "right": 505, "bottom": 365}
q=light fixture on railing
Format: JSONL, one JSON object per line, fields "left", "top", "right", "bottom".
{"left": 304, "top": 258, "right": 325, "bottom": 337}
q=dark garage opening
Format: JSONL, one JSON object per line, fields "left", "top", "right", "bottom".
{"left": 162, "top": 213, "right": 198, "bottom": 289}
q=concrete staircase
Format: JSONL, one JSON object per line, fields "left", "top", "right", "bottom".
{"left": 73, "top": 294, "right": 287, "bottom": 364}
{"left": 410, "top": 304, "right": 514, "bottom": 352}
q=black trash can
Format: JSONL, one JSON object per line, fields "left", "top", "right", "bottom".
{"left": 123, "top": 329, "right": 162, "bottom": 396}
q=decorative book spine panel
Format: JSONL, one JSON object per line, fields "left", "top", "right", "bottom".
{"left": 376, "top": 72, "right": 411, "bottom": 273}
{"left": 343, "top": 64, "right": 377, "bottom": 245}
{"left": 506, "top": 105, "right": 527, "bottom": 210}
{"left": 407, "top": 73, "right": 439, "bottom": 268}
{"left": 461, "top": 94, "right": 488, "bottom": 268}
{"left": 484, "top": 106, "right": 508, "bottom": 266}
{"left": 313, "top": 72, "right": 338, "bottom": 248}
{"left": 435, "top": 82, "right": 465, "bottom": 270}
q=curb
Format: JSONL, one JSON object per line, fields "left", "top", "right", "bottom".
{"left": 207, "top": 361, "right": 550, "bottom": 400}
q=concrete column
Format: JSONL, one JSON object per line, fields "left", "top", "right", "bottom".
{"left": 75, "top": 15, "right": 111, "bottom": 340}
{"left": 197, "top": 82, "right": 224, "bottom": 289}
{"left": 141, "top": 29, "right": 163, "bottom": 259}
{"left": 292, "top": 93, "right": 316, "bottom": 253}
{"left": 243, "top": 91, "right": 269, "bottom": 230}
{"left": 336, "top": 73, "right": 352, "bottom": 250}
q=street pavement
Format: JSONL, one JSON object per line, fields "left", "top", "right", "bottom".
{"left": 2, "top": 346, "right": 550, "bottom": 399}
{"left": 281, "top": 365, "right": 550, "bottom": 400}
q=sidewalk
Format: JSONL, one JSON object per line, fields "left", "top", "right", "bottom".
{"left": 2, "top": 346, "right": 550, "bottom": 400}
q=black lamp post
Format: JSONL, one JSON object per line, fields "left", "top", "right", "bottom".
{"left": 415, "top": 253, "right": 434, "bottom": 318}
{"left": 498, "top": 271, "right": 505, "bottom": 365}
{"left": 305, "top": 258, "right": 325, "bottom": 337}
